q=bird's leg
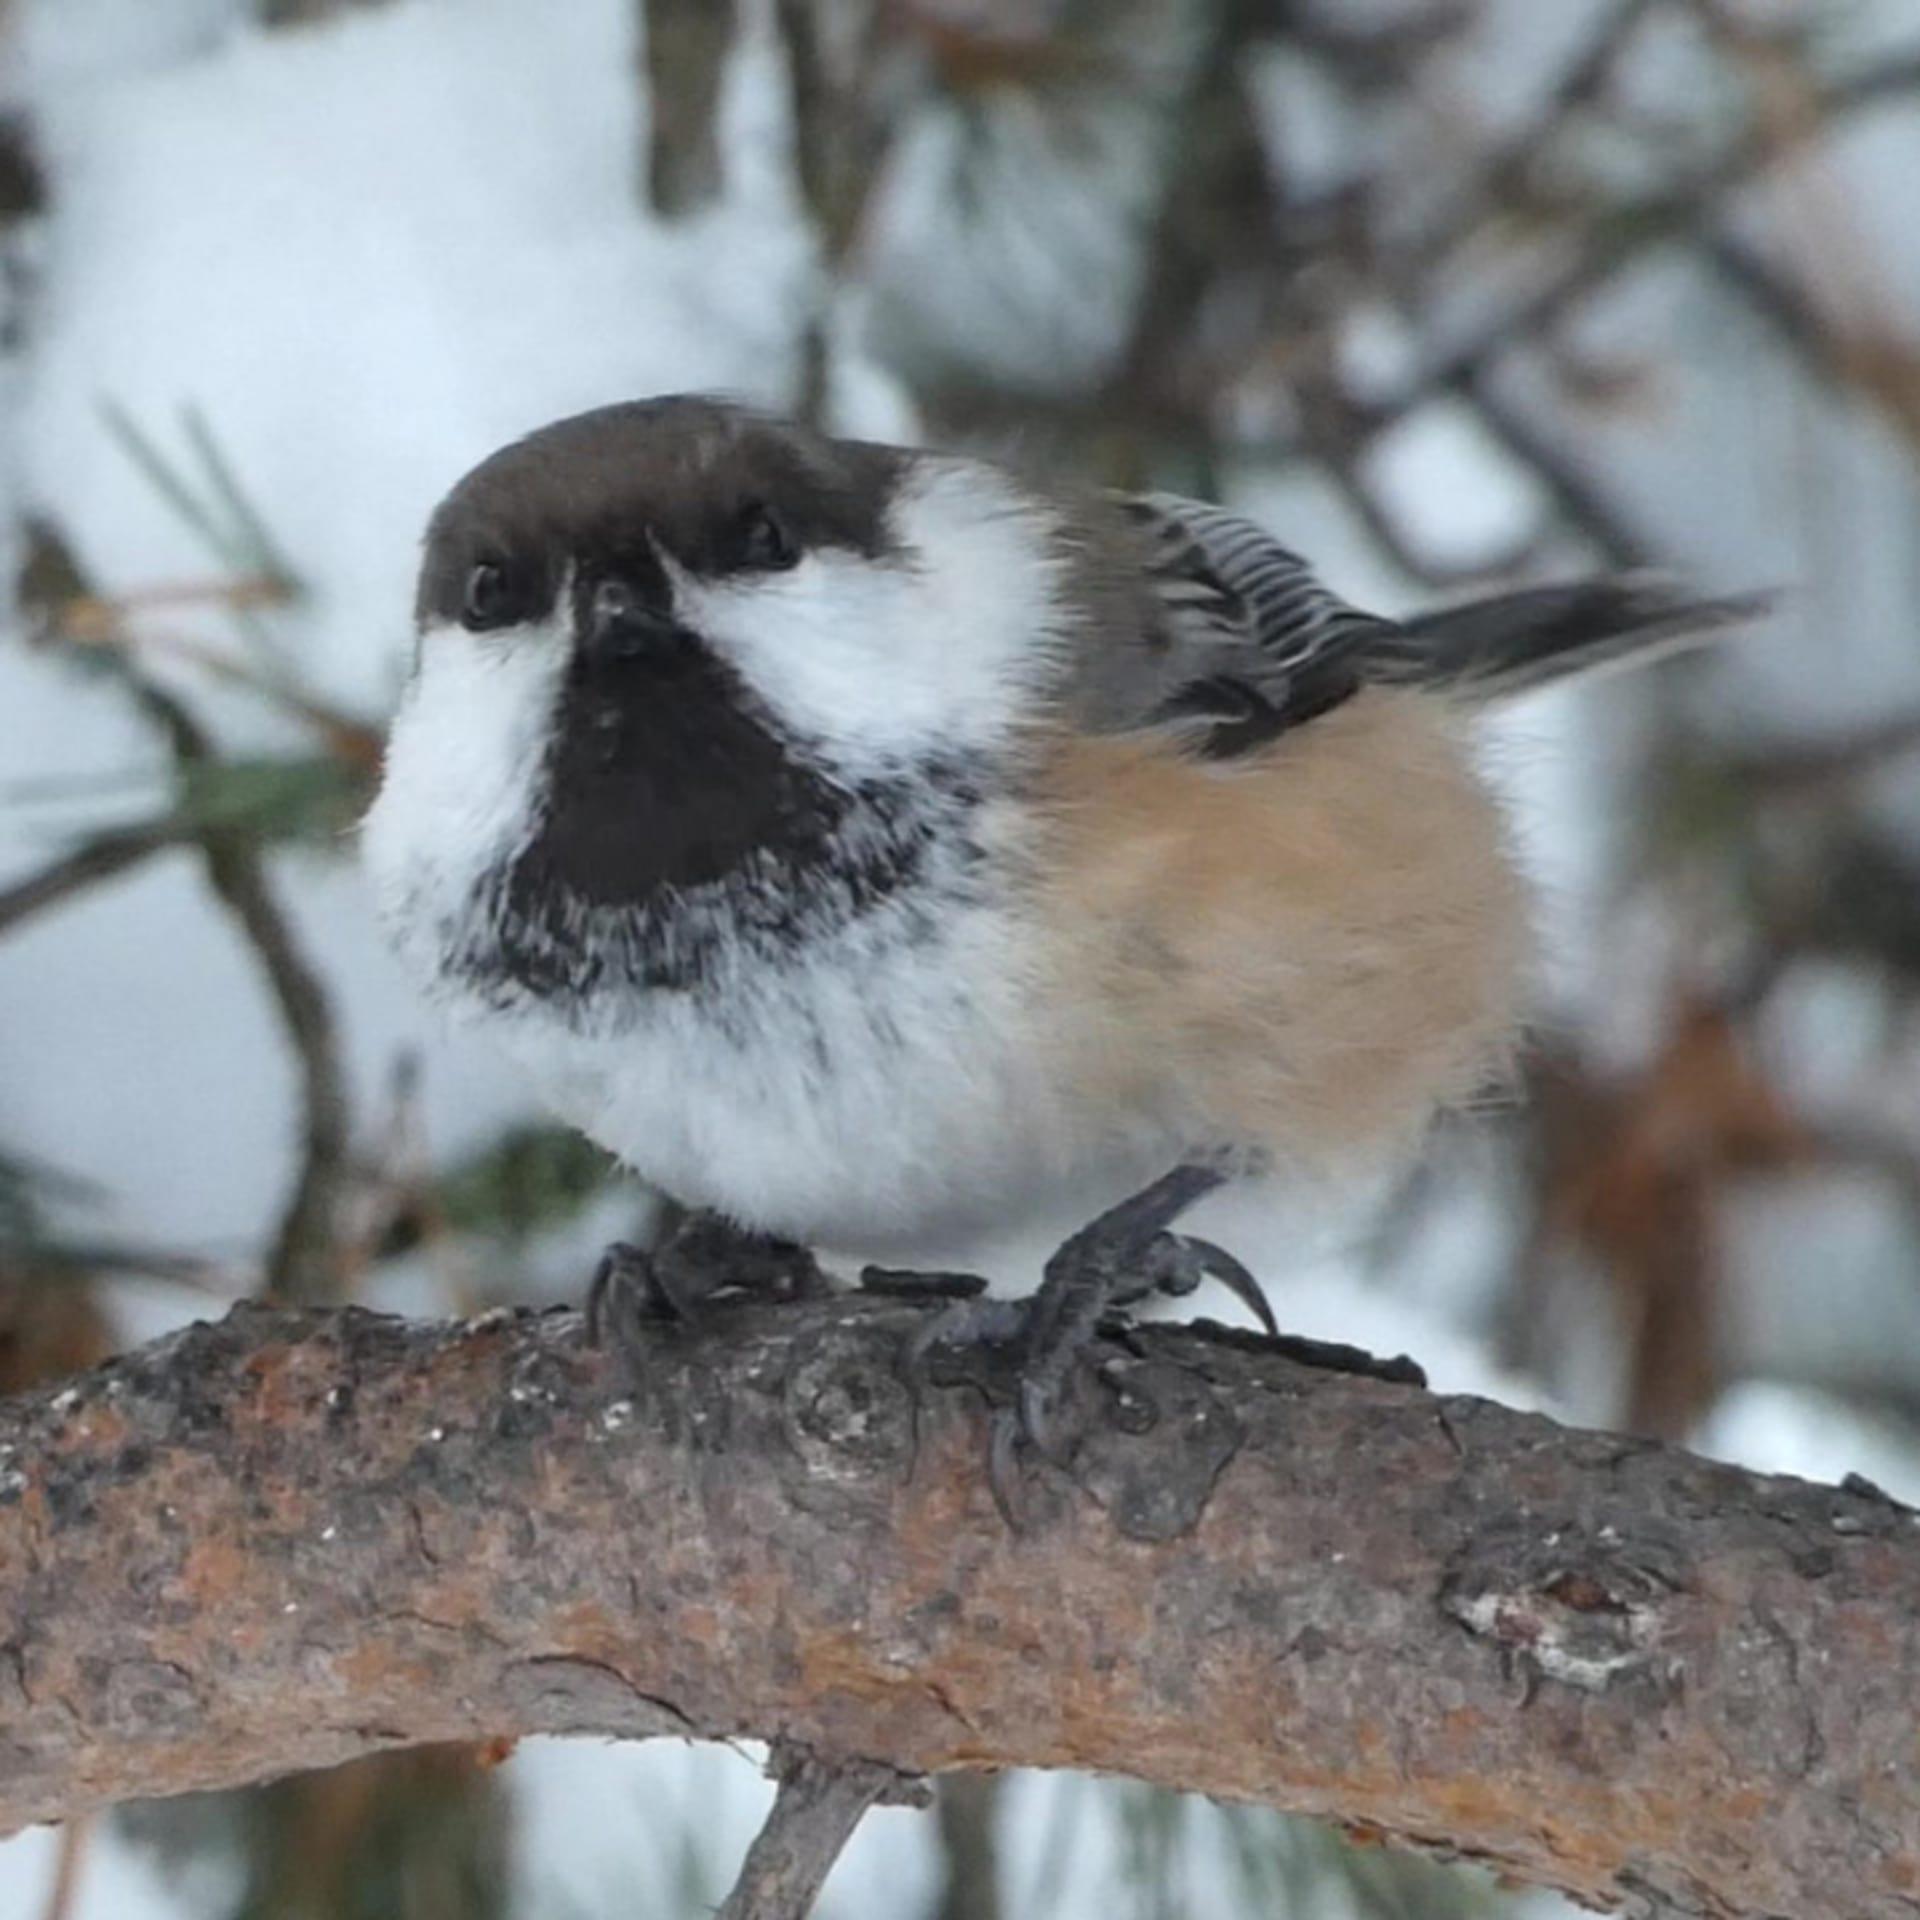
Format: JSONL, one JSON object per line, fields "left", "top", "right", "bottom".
{"left": 586, "top": 1207, "right": 829, "bottom": 1362}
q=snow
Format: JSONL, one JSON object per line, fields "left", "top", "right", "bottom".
{"left": 14, "top": 0, "right": 255, "bottom": 93}
{"left": 0, "top": 1826, "right": 201, "bottom": 1920}
{"left": 1244, "top": 44, "right": 1368, "bottom": 203}
{"left": 1696, "top": 1378, "right": 1920, "bottom": 1503}
{"left": 866, "top": 75, "right": 1171, "bottom": 395}
{"left": 1361, "top": 401, "right": 1550, "bottom": 569}
{"left": 1719, "top": 1166, "right": 1920, "bottom": 1398}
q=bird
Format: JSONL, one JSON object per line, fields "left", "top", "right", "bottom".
{"left": 362, "top": 394, "right": 1761, "bottom": 1492}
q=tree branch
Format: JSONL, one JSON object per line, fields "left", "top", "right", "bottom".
{"left": 0, "top": 1297, "right": 1915, "bottom": 1915}
{"left": 0, "top": 829, "right": 177, "bottom": 940}
{"left": 100, "top": 678, "right": 350, "bottom": 1304}
{"left": 715, "top": 1745, "right": 922, "bottom": 1920}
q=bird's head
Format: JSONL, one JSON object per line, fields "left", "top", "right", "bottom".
{"left": 364, "top": 396, "right": 1068, "bottom": 997}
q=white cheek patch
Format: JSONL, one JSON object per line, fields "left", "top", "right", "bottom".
{"left": 672, "top": 458, "right": 1066, "bottom": 771}
{"left": 360, "top": 615, "right": 571, "bottom": 935}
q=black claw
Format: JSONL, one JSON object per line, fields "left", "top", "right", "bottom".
{"left": 901, "top": 1302, "right": 961, "bottom": 1383}
{"left": 987, "top": 1409, "right": 1025, "bottom": 1529}
{"left": 645, "top": 1260, "right": 709, "bottom": 1327}
{"left": 1096, "top": 1315, "right": 1150, "bottom": 1358}
{"left": 584, "top": 1216, "right": 835, "bottom": 1392}
{"left": 899, "top": 1295, "right": 1025, "bottom": 1386}
{"left": 584, "top": 1247, "right": 622, "bottom": 1347}
{"left": 586, "top": 1242, "right": 679, "bottom": 1376}
{"left": 1017, "top": 1374, "right": 1056, "bottom": 1459}
{"left": 1183, "top": 1236, "right": 1279, "bottom": 1338}
{"left": 891, "top": 1294, "right": 1045, "bottom": 1529}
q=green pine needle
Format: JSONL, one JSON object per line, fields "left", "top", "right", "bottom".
{"left": 436, "top": 1127, "right": 619, "bottom": 1246}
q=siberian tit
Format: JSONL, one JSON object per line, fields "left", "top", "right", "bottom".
{"left": 363, "top": 396, "right": 1759, "bottom": 1465}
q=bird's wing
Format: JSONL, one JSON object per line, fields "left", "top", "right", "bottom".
{"left": 1091, "top": 491, "right": 1400, "bottom": 759}
{"left": 1071, "top": 491, "right": 1766, "bottom": 756}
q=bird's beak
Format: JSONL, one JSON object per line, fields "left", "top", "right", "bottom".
{"left": 584, "top": 575, "right": 687, "bottom": 663}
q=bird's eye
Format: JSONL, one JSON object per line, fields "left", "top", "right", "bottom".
{"left": 732, "top": 501, "right": 798, "bottom": 573}
{"left": 461, "top": 559, "right": 525, "bottom": 630}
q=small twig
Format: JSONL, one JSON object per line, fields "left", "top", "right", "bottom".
{"left": 201, "top": 819, "right": 351, "bottom": 1305}
{"left": 335, "top": 1054, "right": 473, "bottom": 1311}
{"left": 716, "top": 1745, "right": 926, "bottom": 1920}
{"left": 774, "top": 0, "right": 897, "bottom": 427}
{"left": 639, "top": 0, "right": 740, "bottom": 217}
{"left": 1705, "top": 232, "right": 1920, "bottom": 459}
{"left": 25, "top": 516, "right": 358, "bottom": 1308}
{"left": 95, "top": 399, "right": 303, "bottom": 602}
{"left": 932, "top": 1773, "right": 1002, "bottom": 1920}
{"left": 178, "top": 403, "right": 306, "bottom": 602}
{"left": 0, "top": 828, "right": 177, "bottom": 937}
{"left": 111, "top": 674, "right": 351, "bottom": 1304}
{"left": 37, "top": 1816, "right": 89, "bottom": 1920}
{"left": 59, "top": 574, "right": 292, "bottom": 623}
{"left": 57, "top": 617, "right": 381, "bottom": 769}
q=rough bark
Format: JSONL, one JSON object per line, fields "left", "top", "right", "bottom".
{"left": 0, "top": 1297, "right": 1914, "bottom": 1916}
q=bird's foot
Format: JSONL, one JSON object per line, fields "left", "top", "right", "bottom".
{"left": 1012, "top": 1164, "right": 1263, "bottom": 1458}
{"left": 654, "top": 1210, "right": 830, "bottom": 1309}
{"left": 584, "top": 1210, "right": 829, "bottom": 1368}
{"left": 900, "top": 1163, "right": 1271, "bottom": 1524}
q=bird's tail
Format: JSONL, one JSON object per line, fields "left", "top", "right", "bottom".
{"left": 1360, "top": 575, "right": 1774, "bottom": 704}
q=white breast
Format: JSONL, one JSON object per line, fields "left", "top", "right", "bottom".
{"left": 461, "top": 878, "right": 1162, "bottom": 1250}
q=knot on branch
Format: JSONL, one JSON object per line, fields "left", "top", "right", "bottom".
{"left": 1439, "top": 1522, "right": 1689, "bottom": 1696}
{"left": 780, "top": 1341, "right": 915, "bottom": 1490}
